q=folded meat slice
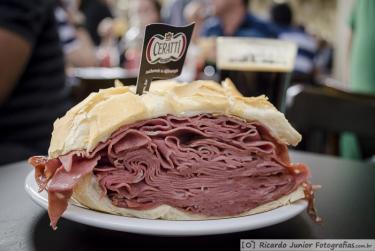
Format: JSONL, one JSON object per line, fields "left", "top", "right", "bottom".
{"left": 29, "top": 114, "right": 310, "bottom": 229}
{"left": 30, "top": 154, "right": 100, "bottom": 228}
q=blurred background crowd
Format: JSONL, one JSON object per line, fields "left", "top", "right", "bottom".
{"left": 49, "top": 0, "right": 336, "bottom": 79}
{"left": 0, "top": 0, "right": 374, "bottom": 165}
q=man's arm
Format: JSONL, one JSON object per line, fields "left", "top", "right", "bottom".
{"left": 0, "top": 28, "right": 31, "bottom": 105}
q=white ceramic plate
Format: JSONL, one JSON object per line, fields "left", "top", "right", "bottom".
{"left": 25, "top": 171, "right": 307, "bottom": 236}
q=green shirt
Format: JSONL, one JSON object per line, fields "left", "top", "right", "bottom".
{"left": 341, "top": 0, "right": 375, "bottom": 160}
{"left": 349, "top": 0, "right": 375, "bottom": 94}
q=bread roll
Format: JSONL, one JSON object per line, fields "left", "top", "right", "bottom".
{"left": 49, "top": 79, "right": 301, "bottom": 158}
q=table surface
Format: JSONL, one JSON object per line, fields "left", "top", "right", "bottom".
{"left": 1, "top": 151, "right": 374, "bottom": 251}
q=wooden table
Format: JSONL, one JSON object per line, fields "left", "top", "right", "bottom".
{"left": 0, "top": 151, "right": 374, "bottom": 250}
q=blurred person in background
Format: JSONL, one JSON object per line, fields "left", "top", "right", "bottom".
{"left": 200, "top": 0, "right": 277, "bottom": 93}
{"left": 163, "top": 0, "right": 190, "bottom": 26}
{"left": 341, "top": 0, "right": 375, "bottom": 160}
{"left": 184, "top": 1, "right": 209, "bottom": 44}
{"left": 314, "top": 38, "right": 333, "bottom": 77}
{"left": 346, "top": 0, "right": 375, "bottom": 95}
{"left": 177, "top": 0, "right": 209, "bottom": 82}
{"left": 97, "top": 18, "right": 120, "bottom": 67}
{"left": 201, "top": 0, "right": 275, "bottom": 38}
{"left": 0, "top": 0, "right": 71, "bottom": 165}
{"left": 55, "top": 2, "right": 98, "bottom": 67}
{"left": 270, "top": 2, "right": 318, "bottom": 82}
{"left": 122, "top": 0, "right": 161, "bottom": 70}
{"left": 199, "top": 0, "right": 276, "bottom": 70}
{"left": 79, "top": 0, "right": 113, "bottom": 46}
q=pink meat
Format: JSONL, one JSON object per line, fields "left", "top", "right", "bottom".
{"left": 29, "top": 114, "right": 309, "bottom": 228}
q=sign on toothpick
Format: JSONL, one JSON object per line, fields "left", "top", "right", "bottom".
{"left": 136, "top": 23, "right": 195, "bottom": 95}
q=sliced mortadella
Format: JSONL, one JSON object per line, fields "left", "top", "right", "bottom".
{"left": 29, "top": 114, "right": 310, "bottom": 229}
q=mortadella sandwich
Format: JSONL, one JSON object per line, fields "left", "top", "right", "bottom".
{"left": 29, "top": 79, "right": 317, "bottom": 229}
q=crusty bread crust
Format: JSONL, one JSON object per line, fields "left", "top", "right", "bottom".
{"left": 48, "top": 78, "right": 301, "bottom": 158}
{"left": 73, "top": 173, "right": 305, "bottom": 220}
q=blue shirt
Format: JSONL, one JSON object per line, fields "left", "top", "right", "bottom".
{"left": 201, "top": 13, "right": 277, "bottom": 38}
{"left": 272, "top": 25, "right": 318, "bottom": 74}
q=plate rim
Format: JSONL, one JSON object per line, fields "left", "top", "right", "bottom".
{"left": 24, "top": 170, "right": 307, "bottom": 236}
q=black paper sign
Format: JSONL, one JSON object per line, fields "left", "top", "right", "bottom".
{"left": 136, "top": 23, "right": 195, "bottom": 95}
